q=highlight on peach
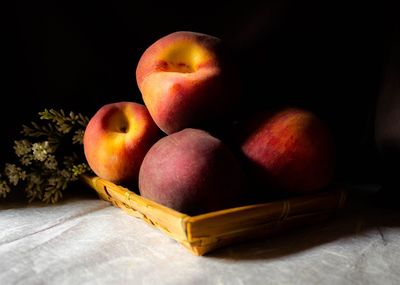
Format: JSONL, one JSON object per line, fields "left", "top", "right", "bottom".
{"left": 136, "top": 31, "right": 241, "bottom": 134}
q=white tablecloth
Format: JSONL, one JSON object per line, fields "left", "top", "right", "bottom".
{"left": 1, "top": 186, "right": 399, "bottom": 285}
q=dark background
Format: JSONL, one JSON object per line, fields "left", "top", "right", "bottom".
{"left": 3, "top": 1, "right": 399, "bottom": 200}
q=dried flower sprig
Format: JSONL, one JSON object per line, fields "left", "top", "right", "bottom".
{"left": 0, "top": 109, "right": 92, "bottom": 203}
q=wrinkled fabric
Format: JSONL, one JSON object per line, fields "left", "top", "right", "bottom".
{"left": 1, "top": 187, "right": 399, "bottom": 285}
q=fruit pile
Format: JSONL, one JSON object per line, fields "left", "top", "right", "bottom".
{"left": 83, "top": 31, "right": 335, "bottom": 215}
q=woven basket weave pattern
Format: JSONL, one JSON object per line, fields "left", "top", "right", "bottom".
{"left": 82, "top": 175, "right": 347, "bottom": 256}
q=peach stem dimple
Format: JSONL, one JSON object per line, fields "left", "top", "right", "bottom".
{"left": 168, "top": 61, "right": 194, "bottom": 73}
{"left": 119, "top": 126, "right": 128, "bottom": 133}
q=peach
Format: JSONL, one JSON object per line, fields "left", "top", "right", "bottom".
{"left": 234, "top": 107, "right": 335, "bottom": 194}
{"left": 136, "top": 31, "right": 240, "bottom": 134}
{"left": 83, "top": 102, "right": 162, "bottom": 186}
{"left": 138, "top": 128, "right": 248, "bottom": 215}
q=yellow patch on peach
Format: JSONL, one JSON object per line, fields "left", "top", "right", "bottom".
{"left": 158, "top": 40, "right": 214, "bottom": 73}
{"left": 95, "top": 139, "right": 125, "bottom": 180}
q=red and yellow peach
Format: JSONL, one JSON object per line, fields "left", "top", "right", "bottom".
{"left": 136, "top": 31, "right": 240, "bottom": 134}
{"left": 83, "top": 102, "right": 162, "bottom": 186}
{"left": 235, "top": 107, "right": 335, "bottom": 194}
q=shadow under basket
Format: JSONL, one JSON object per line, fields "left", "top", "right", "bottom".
{"left": 81, "top": 175, "right": 347, "bottom": 256}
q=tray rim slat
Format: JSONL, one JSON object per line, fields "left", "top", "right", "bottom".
{"left": 80, "top": 174, "right": 347, "bottom": 256}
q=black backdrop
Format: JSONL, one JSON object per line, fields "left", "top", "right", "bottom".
{"left": 3, "top": 1, "right": 399, "bottom": 197}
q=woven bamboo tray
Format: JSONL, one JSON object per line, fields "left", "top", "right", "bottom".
{"left": 81, "top": 175, "right": 347, "bottom": 256}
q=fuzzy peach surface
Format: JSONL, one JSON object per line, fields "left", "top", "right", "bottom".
{"left": 135, "top": 31, "right": 237, "bottom": 134}
{"left": 240, "top": 108, "right": 335, "bottom": 193}
{"left": 83, "top": 102, "right": 160, "bottom": 184}
{"left": 242, "top": 110, "right": 317, "bottom": 166}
